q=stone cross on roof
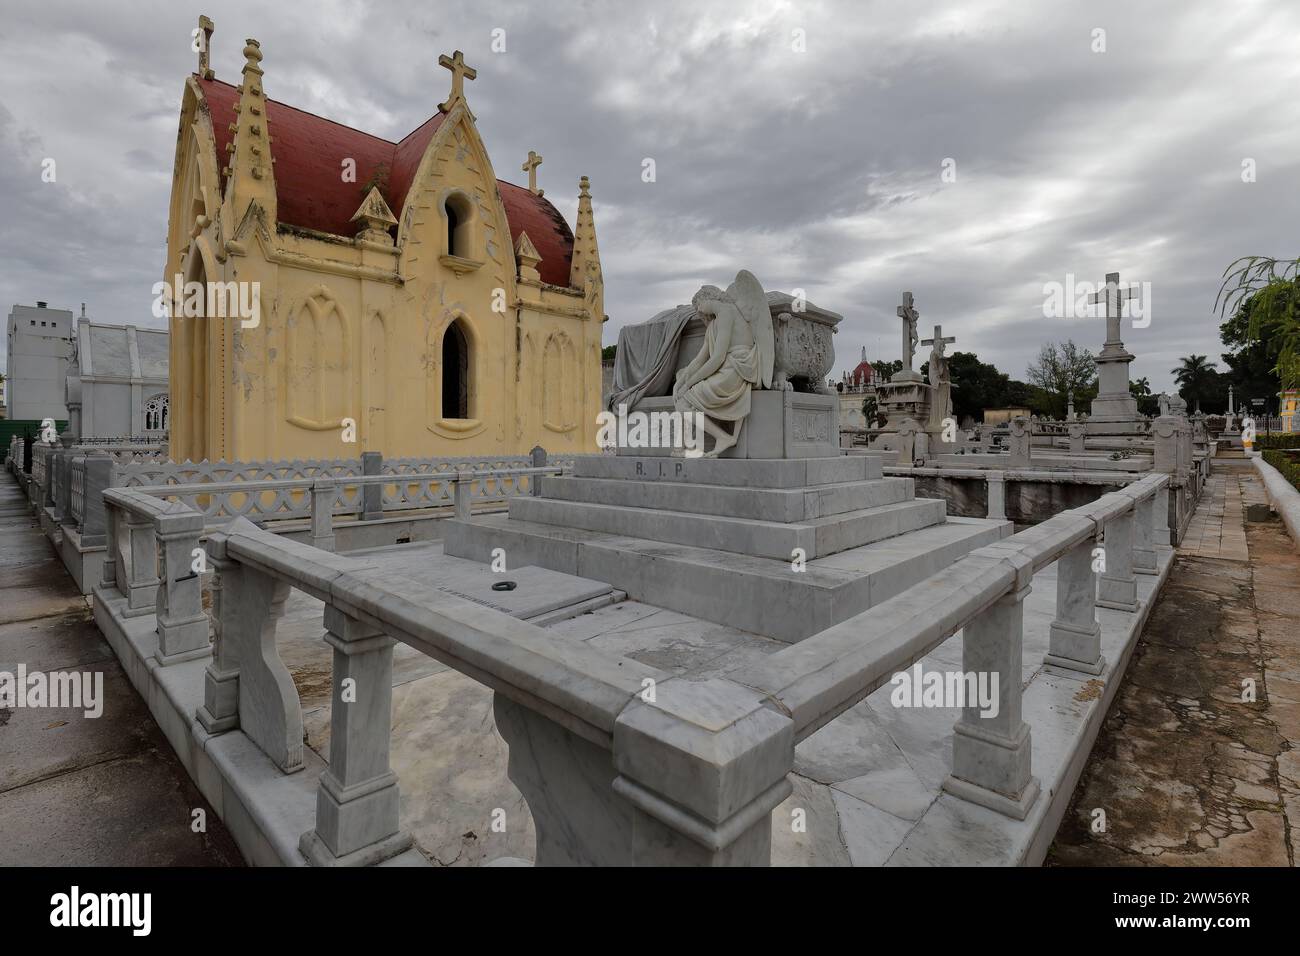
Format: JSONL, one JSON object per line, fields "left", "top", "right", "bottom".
{"left": 897, "top": 291, "right": 920, "bottom": 370}
{"left": 1088, "top": 271, "right": 1139, "bottom": 346}
{"left": 438, "top": 50, "right": 477, "bottom": 112}
{"left": 196, "top": 15, "right": 215, "bottom": 79}
{"left": 522, "top": 150, "right": 543, "bottom": 196}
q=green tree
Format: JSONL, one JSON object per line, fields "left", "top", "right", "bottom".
{"left": 870, "top": 358, "right": 903, "bottom": 381}
{"left": 601, "top": 344, "right": 617, "bottom": 361}
{"left": 1219, "top": 282, "right": 1290, "bottom": 414}
{"left": 1172, "top": 354, "right": 1218, "bottom": 413}
{"left": 1216, "top": 257, "right": 1300, "bottom": 388}
{"left": 1129, "top": 376, "right": 1162, "bottom": 417}
{"left": 1025, "top": 340, "right": 1098, "bottom": 419}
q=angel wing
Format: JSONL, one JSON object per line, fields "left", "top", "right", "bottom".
{"left": 729, "top": 269, "right": 774, "bottom": 389}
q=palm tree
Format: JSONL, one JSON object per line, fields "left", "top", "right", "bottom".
{"left": 1171, "top": 355, "right": 1217, "bottom": 413}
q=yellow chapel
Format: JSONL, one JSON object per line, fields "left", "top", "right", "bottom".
{"left": 163, "top": 18, "right": 606, "bottom": 463}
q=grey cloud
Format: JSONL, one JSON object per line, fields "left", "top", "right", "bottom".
{"left": 1, "top": 0, "right": 1296, "bottom": 391}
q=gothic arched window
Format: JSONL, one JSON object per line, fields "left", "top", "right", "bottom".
{"left": 441, "top": 320, "right": 470, "bottom": 419}
{"left": 144, "top": 394, "right": 169, "bottom": 433}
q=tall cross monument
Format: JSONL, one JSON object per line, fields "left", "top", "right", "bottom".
{"left": 896, "top": 291, "right": 920, "bottom": 377}
{"left": 1086, "top": 270, "right": 1142, "bottom": 432}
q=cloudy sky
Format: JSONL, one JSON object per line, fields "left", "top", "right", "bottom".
{"left": 2, "top": 0, "right": 1298, "bottom": 392}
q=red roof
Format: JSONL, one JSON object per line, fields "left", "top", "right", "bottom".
{"left": 197, "top": 77, "right": 574, "bottom": 287}
{"left": 850, "top": 359, "right": 874, "bottom": 385}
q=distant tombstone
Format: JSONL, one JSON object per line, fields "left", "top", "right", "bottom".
{"left": 1008, "top": 416, "right": 1032, "bottom": 467}
{"left": 897, "top": 417, "right": 919, "bottom": 465}
{"left": 1068, "top": 417, "right": 1087, "bottom": 455}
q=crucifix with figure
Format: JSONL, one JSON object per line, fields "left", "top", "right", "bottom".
{"left": 1088, "top": 271, "right": 1139, "bottom": 347}
{"left": 921, "top": 324, "right": 956, "bottom": 357}
{"left": 921, "top": 324, "right": 957, "bottom": 431}
{"left": 522, "top": 150, "right": 543, "bottom": 196}
{"left": 897, "top": 291, "right": 920, "bottom": 372}
{"left": 438, "top": 50, "right": 477, "bottom": 112}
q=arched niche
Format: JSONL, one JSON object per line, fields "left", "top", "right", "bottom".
{"left": 286, "top": 289, "right": 351, "bottom": 431}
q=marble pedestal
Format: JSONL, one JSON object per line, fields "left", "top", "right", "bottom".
{"left": 869, "top": 372, "right": 932, "bottom": 452}
{"left": 622, "top": 390, "right": 839, "bottom": 460}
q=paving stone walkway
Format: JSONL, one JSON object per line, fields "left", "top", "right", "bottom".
{"left": 0, "top": 470, "right": 242, "bottom": 866}
{"left": 1048, "top": 458, "right": 1300, "bottom": 866}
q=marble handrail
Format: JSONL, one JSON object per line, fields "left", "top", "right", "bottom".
{"left": 205, "top": 514, "right": 791, "bottom": 866}
{"left": 100, "top": 487, "right": 210, "bottom": 663}
{"left": 731, "top": 471, "right": 1170, "bottom": 820}
{"left": 130, "top": 464, "right": 568, "bottom": 531}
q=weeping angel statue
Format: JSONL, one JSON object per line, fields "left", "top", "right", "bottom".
{"left": 672, "top": 270, "right": 775, "bottom": 457}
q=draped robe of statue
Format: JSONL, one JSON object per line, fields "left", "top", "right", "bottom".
{"left": 927, "top": 340, "right": 953, "bottom": 432}
{"left": 673, "top": 271, "right": 774, "bottom": 455}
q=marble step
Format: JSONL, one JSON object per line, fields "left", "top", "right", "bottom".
{"left": 443, "top": 514, "right": 1010, "bottom": 642}
{"left": 540, "top": 475, "right": 915, "bottom": 523}
{"left": 570, "top": 454, "right": 883, "bottom": 488}
{"left": 506, "top": 495, "right": 947, "bottom": 560}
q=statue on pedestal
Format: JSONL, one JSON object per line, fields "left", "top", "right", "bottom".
{"left": 673, "top": 270, "right": 775, "bottom": 457}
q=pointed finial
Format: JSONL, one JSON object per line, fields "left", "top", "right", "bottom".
{"left": 350, "top": 187, "right": 398, "bottom": 245}
{"left": 196, "top": 15, "right": 215, "bottom": 79}
{"left": 578, "top": 175, "right": 591, "bottom": 199}
{"left": 515, "top": 231, "right": 542, "bottom": 282}
{"left": 522, "top": 150, "right": 543, "bottom": 196}
{"left": 437, "top": 50, "right": 477, "bottom": 112}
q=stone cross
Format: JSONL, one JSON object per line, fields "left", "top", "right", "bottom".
{"left": 920, "top": 324, "right": 955, "bottom": 355}
{"left": 196, "top": 15, "right": 214, "bottom": 79}
{"left": 897, "top": 291, "right": 920, "bottom": 371}
{"left": 1088, "top": 271, "right": 1138, "bottom": 346}
{"left": 438, "top": 50, "right": 478, "bottom": 111}
{"left": 522, "top": 150, "right": 543, "bottom": 195}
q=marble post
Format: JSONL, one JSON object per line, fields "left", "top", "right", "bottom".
{"left": 153, "top": 502, "right": 212, "bottom": 665}
{"left": 79, "top": 455, "right": 113, "bottom": 547}
{"left": 1097, "top": 508, "right": 1138, "bottom": 611}
{"left": 943, "top": 570, "right": 1040, "bottom": 820}
{"left": 201, "top": 525, "right": 300, "bottom": 772}
{"left": 986, "top": 471, "right": 1006, "bottom": 521}
{"left": 100, "top": 505, "right": 119, "bottom": 593}
{"left": 454, "top": 470, "right": 472, "bottom": 520}
{"left": 197, "top": 530, "right": 239, "bottom": 734}
{"left": 530, "top": 445, "right": 547, "bottom": 496}
{"left": 1044, "top": 538, "right": 1104, "bottom": 674}
{"left": 300, "top": 605, "right": 412, "bottom": 866}
{"left": 360, "top": 451, "right": 382, "bottom": 520}
{"left": 310, "top": 479, "right": 336, "bottom": 552}
{"left": 122, "top": 511, "right": 161, "bottom": 614}
{"left": 1132, "top": 493, "right": 1157, "bottom": 575}
{"left": 54, "top": 450, "right": 72, "bottom": 527}
{"left": 1154, "top": 482, "right": 1171, "bottom": 546}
